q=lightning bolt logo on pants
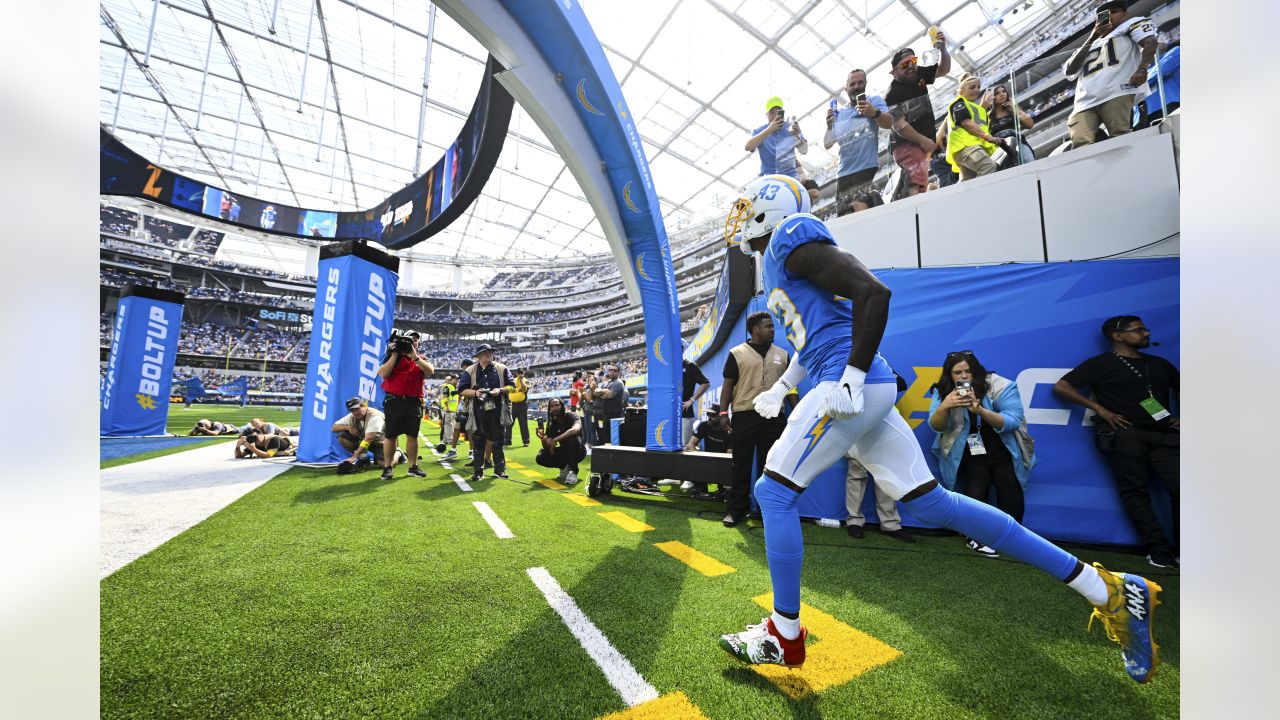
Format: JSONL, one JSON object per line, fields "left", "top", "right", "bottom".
{"left": 793, "top": 416, "right": 833, "bottom": 473}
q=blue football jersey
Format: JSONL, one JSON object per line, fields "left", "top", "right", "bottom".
{"left": 760, "top": 213, "right": 896, "bottom": 384}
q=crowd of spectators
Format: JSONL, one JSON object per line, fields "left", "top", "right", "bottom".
{"left": 100, "top": 205, "right": 138, "bottom": 235}
{"left": 189, "top": 229, "right": 225, "bottom": 256}
{"left": 142, "top": 216, "right": 195, "bottom": 247}
{"left": 754, "top": 5, "right": 1179, "bottom": 210}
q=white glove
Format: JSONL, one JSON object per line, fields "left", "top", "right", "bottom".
{"left": 752, "top": 382, "right": 789, "bottom": 419}
{"left": 819, "top": 366, "right": 867, "bottom": 419}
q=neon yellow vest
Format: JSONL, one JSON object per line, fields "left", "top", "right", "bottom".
{"left": 442, "top": 383, "right": 459, "bottom": 412}
{"left": 509, "top": 376, "right": 528, "bottom": 404}
{"left": 946, "top": 96, "right": 997, "bottom": 173}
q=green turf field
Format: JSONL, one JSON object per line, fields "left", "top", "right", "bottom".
{"left": 101, "top": 421, "right": 1179, "bottom": 719}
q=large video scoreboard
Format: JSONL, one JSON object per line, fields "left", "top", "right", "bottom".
{"left": 101, "top": 56, "right": 513, "bottom": 251}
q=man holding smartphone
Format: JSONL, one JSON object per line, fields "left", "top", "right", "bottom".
{"left": 745, "top": 97, "right": 808, "bottom": 180}
{"left": 824, "top": 69, "right": 893, "bottom": 216}
{"left": 1062, "top": 1, "right": 1158, "bottom": 148}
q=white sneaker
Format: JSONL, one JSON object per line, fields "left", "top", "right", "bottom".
{"left": 966, "top": 538, "right": 1000, "bottom": 558}
{"left": 556, "top": 466, "right": 568, "bottom": 482}
{"left": 718, "top": 617, "right": 807, "bottom": 667}
{"left": 680, "top": 480, "right": 695, "bottom": 492}
{"left": 585, "top": 447, "right": 592, "bottom": 456}
{"left": 564, "top": 470, "right": 579, "bottom": 486}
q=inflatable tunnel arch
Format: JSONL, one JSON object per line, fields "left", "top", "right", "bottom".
{"left": 434, "top": 0, "right": 683, "bottom": 451}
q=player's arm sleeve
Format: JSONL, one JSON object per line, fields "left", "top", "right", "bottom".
{"left": 773, "top": 217, "right": 838, "bottom": 282}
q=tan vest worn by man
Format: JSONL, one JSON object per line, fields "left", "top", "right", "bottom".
{"left": 728, "top": 343, "right": 789, "bottom": 413}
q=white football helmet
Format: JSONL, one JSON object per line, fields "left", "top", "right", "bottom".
{"left": 724, "top": 174, "right": 812, "bottom": 255}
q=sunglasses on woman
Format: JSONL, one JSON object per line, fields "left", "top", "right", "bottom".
{"left": 946, "top": 350, "right": 975, "bottom": 359}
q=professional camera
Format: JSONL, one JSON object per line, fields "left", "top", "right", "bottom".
{"left": 388, "top": 329, "right": 417, "bottom": 356}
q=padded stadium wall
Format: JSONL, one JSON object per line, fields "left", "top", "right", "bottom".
{"left": 686, "top": 258, "right": 1179, "bottom": 548}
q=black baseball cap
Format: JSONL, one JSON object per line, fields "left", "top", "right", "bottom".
{"left": 345, "top": 396, "right": 367, "bottom": 410}
{"left": 891, "top": 47, "right": 915, "bottom": 66}
{"left": 473, "top": 343, "right": 495, "bottom": 357}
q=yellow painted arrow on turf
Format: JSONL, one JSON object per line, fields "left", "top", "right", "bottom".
{"left": 748, "top": 592, "right": 902, "bottom": 699}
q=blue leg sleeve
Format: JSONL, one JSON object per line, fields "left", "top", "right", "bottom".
{"left": 905, "top": 485, "right": 1079, "bottom": 581}
{"left": 755, "top": 476, "right": 804, "bottom": 614}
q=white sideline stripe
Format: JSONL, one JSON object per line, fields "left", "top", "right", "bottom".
{"left": 527, "top": 567, "right": 659, "bottom": 707}
{"left": 100, "top": 441, "right": 291, "bottom": 578}
{"left": 450, "top": 473, "right": 474, "bottom": 493}
{"left": 440, "top": 462, "right": 453, "bottom": 470}
{"left": 472, "top": 501, "right": 513, "bottom": 538}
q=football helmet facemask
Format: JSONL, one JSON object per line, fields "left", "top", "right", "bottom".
{"left": 724, "top": 174, "right": 812, "bottom": 255}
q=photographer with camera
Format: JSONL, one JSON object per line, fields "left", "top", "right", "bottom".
{"left": 332, "top": 397, "right": 396, "bottom": 472}
{"left": 928, "top": 351, "right": 1036, "bottom": 557}
{"left": 458, "top": 344, "right": 513, "bottom": 482}
{"left": 377, "top": 329, "right": 435, "bottom": 480}
{"left": 534, "top": 398, "right": 585, "bottom": 485}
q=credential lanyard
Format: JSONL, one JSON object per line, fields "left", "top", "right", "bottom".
{"left": 1112, "top": 352, "right": 1154, "bottom": 397}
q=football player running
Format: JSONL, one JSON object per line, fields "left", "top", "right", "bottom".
{"left": 716, "top": 174, "right": 1162, "bottom": 683}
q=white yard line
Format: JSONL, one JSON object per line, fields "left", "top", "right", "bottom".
{"left": 472, "top": 501, "right": 513, "bottom": 538}
{"left": 100, "top": 442, "right": 292, "bottom": 578}
{"left": 526, "top": 567, "right": 659, "bottom": 708}
{"left": 450, "top": 473, "right": 474, "bottom": 493}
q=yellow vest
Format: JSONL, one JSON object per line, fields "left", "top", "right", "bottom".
{"left": 442, "top": 383, "right": 459, "bottom": 412}
{"left": 509, "top": 376, "right": 528, "bottom": 403}
{"left": 946, "top": 95, "right": 998, "bottom": 173}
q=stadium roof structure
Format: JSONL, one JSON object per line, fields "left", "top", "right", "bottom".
{"left": 100, "top": 0, "right": 1091, "bottom": 263}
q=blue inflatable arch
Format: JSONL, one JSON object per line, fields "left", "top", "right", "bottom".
{"left": 435, "top": 0, "right": 683, "bottom": 451}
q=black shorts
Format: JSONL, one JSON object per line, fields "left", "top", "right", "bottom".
{"left": 383, "top": 395, "right": 424, "bottom": 437}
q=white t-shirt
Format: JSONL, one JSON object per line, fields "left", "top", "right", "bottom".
{"left": 337, "top": 408, "right": 385, "bottom": 437}
{"left": 1064, "top": 16, "right": 1156, "bottom": 112}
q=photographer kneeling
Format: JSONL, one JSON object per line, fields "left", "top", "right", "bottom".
{"left": 332, "top": 397, "right": 397, "bottom": 473}
{"left": 378, "top": 329, "right": 435, "bottom": 481}
{"left": 534, "top": 398, "right": 586, "bottom": 486}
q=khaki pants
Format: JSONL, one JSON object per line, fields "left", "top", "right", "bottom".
{"left": 1067, "top": 94, "right": 1136, "bottom": 148}
{"left": 845, "top": 458, "right": 902, "bottom": 531}
{"left": 953, "top": 145, "right": 998, "bottom": 181}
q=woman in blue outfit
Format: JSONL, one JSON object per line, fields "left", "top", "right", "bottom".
{"left": 928, "top": 350, "right": 1036, "bottom": 557}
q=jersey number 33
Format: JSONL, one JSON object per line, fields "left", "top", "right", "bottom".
{"left": 768, "top": 288, "right": 807, "bottom": 349}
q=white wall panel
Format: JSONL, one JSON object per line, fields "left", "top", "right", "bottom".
{"left": 917, "top": 171, "right": 1045, "bottom": 266}
{"left": 826, "top": 200, "right": 920, "bottom": 270}
{"left": 1038, "top": 128, "right": 1180, "bottom": 262}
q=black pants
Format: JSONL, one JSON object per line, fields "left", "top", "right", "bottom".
{"left": 728, "top": 411, "right": 785, "bottom": 519}
{"left": 836, "top": 167, "right": 878, "bottom": 216}
{"left": 1096, "top": 427, "right": 1180, "bottom": 556}
{"left": 470, "top": 408, "right": 506, "bottom": 475}
{"left": 958, "top": 452, "right": 1024, "bottom": 523}
{"left": 506, "top": 402, "right": 529, "bottom": 446}
{"left": 595, "top": 416, "right": 620, "bottom": 445}
{"left": 535, "top": 436, "right": 586, "bottom": 474}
